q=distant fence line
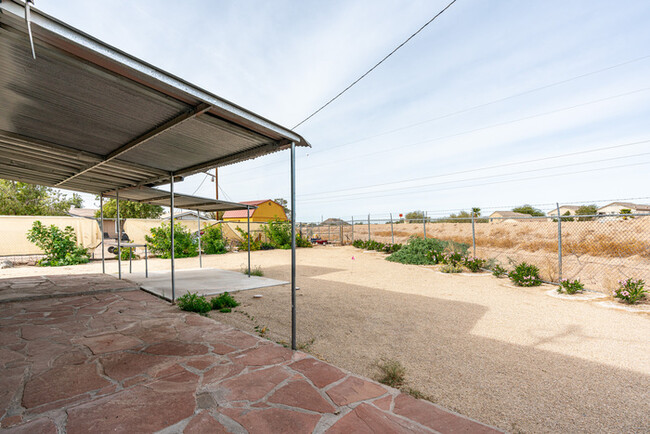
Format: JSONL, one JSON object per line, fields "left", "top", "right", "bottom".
{"left": 298, "top": 213, "right": 650, "bottom": 293}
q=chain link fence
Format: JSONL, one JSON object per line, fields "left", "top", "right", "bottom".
{"left": 299, "top": 213, "right": 650, "bottom": 293}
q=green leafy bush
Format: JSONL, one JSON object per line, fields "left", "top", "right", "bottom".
{"left": 557, "top": 278, "right": 584, "bottom": 294}
{"left": 263, "top": 219, "right": 292, "bottom": 248}
{"left": 464, "top": 256, "right": 486, "bottom": 273}
{"left": 492, "top": 264, "right": 507, "bottom": 278}
{"left": 201, "top": 225, "right": 227, "bottom": 255}
{"left": 145, "top": 222, "right": 198, "bottom": 258}
{"left": 442, "top": 251, "right": 465, "bottom": 266}
{"left": 387, "top": 237, "right": 468, "bottom": 265}
{"left": 441, "top": 264, "right": 463, "bottom": 273}
{"left": 118, "top": 247, "right": 139, "bottom": 261}
{"left": 26, "top": 221, "right": 89, "bottom": 266}
{"left": 235, "top": 227, "right": 261, "bottom": 251}
{"left": 176, "top": 292, "right": 211, "bottom": 314}
{"left": 211, "top": 292, "right": 240, "bottom": 310}
{"left": 508, "top": 262, "right": 542, "bottom": 287}
{"left": 613, "top": 278, "right": 646, "bottom": 304}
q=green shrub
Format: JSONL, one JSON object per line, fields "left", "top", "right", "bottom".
{"left": 464, "top": 256, "right": 486, "bottom": 273}
{"left": 202, "top": 225, "right": 227, "bottom": 254}
{"left": 219, "top": 307, "right": 232, "bottom": 313}
{"left": 235, "top": 227, "right": 261, "bottom": 251}
{"left": 382, "top": 243, "right": 402, "bottom": 254}
{"left": 145, "top": 222, "right": 198, "bottom": 259}
{"left": 441, "top": 264, "right": 463, "bottom": 273}
{"left": 352, "top": 239, "right": 364, "bottom": 248}
{"left": 211, "top": 292, "right": 240, "bottom": 310}
{"left": 117, "top": 247, "right": 139, "bottom": 261}
{"left": 492, "top": 264, "right": 507, "bottom": 278}
{"left": 387, "top": 237, "right": 468, "bottom": 265}
{"left": 508, "top": 262, "right": 542, "bottom": 287}
{"left": 442, "top": 251, "right": 465, "bottom": 266}
{"left": 241, "top": 265, "right": 264, "bottom": 276}
{"left": 176, "top": 292, "right": 211, "bottom": 314}
{"left": 26, "top": 221, "right": 89, "bottom": 266}
{"left": 263, "top": 219, "right": 292, "bottom": 248}
{"left": 557, "top": 278, "right": 584, "bottom": 294}
{"left": 613, "top": 278, "right": 646, "bottom": 304}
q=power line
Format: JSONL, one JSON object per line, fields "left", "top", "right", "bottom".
{"left": 292, "top": 0, "right": 458, "bottom": 129}
{"left": 297, "top": 139, "right": 650, "bottom": 198}
{"left": 300, "top": 160, "right": 650, "bottom": 204}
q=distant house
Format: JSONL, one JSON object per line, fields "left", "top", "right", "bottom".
{"left": 67, "top": 208, "right": 99, "bottom": 219}
{"left": 597, "top": 202, "right": 650, "bottom": 215}
{"left": 162, "top": 210, "right": 211, "bottom": 221}
{"left": 488, "top": 211, "right": 532, "bottom": 222}
{"left": 547, "top": 205, "right": 580, "bottom": 217}
{"left": 223, "top": 200, "right": 287, "bottom": 222}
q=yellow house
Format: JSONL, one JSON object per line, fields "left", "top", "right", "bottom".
{"left": 222, "top": 200, "right": 287, "bottom": 222}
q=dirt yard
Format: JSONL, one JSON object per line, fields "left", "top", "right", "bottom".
{"left": 2, "top": 246, "right": 649, "bottom": 432}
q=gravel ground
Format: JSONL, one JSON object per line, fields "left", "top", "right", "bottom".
{"left": 3, "top": 247, "right": 649, "bottom": 432}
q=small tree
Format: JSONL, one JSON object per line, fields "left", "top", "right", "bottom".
{"left": 575, "top": 204, "right": 598, "bottom": 221}
{"left": 202, "top": 225, "right": 227, "bottom": 254}
{"left": 145, "top": 222, "right": 198, "bottom": 258}
{"left": 512, "top": 205, "right": 545, "bottom": 217}
{"left": 405, "top": 211, "right": 427, "bottom": 223}
{"left": 471, "top": 207, "right": 481, "bottom": 217}
{"left": 0, "top": 180, "right": 82, "bottom": 216}
{"left": 96, "top": 199, "right": 163, "bottom": 219}
{"left": 26, "top": 221, "right": 89, "bottom": 266}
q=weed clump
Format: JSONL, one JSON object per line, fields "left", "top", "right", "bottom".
{"left": 240, "top": 265, "right": 264, "bottom": 276}
{"left": 509, "top": 262, "right": 542, "bottom": 287}
{"left": 176, "top": 292, "right": 212, "bottom": 315}
{"left": 211, "top": 292, "right": 240, "bottom": 310}
{"left": 374, "top": 358, "right": 406, "bottom": 388}
{"left": 386, "top": 237, "right": 468, "bottom": 265}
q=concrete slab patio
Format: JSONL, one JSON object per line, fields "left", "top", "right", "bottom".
{"left": 0, "top": 274, "right": 500, "bottom": 433}
{"left": 120, "top": 268, "right": 288, "bottom": 301}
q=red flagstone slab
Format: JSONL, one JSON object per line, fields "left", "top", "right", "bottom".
{"left": 393, "top": 394, "right": 502, "bottom": 433}
{"left": 221, "top": 407, "right": 320, "bottom": 434}
{"left": 1, "top": 417, "right": 56, "bottom": 434}
{"left": 0, "top": 367, "right": 24, "bottom": 417}
{"left": 211, "top": 343, "right": 237, "bottom": 355}
{"left": 19, "top": 325, "right": 62, "bottom": 341}
{"left": 327, "top": 403, "right": 429, "bottom": 434}
{"left": 52, "top": 350, "right": 87, "bottom": 367}
{"left": 75, "top": 333, "right": 142, "bottom": 354}
{"left": 208, "top": 329, "right": 259, "bottom": 350}
{"left": 184, "top": 314, "right": 218, "bottom": 327}
{"left": 373, "top": 394, "right": 393, "bottom": 411}
{"left": 326, "top": 376, "right": 387, "bottom": 406}
{"left": 0, "top": 348, "right": 25, "bottom": 368}
{"left": 100, "top": 352, "right": 168, "bottom": 381}
{"left": 22, "top": 363, "right": 110, "bottom": 408}
{"left": 290, "top": 357, "right": 346, "bottom": 388}
{"left": 183, "top": 410, "right": 229, "bottom": 434}
{"left": 145, "top": 341, "right": 209, "bottom": 357}
{"left": 66, "top": 384, "right": 195, "bottom": 434}
{"left": 0, "top": 415, "right": 22, "bottom": 428}
{"left": 148, "top": 369, "right": 199, "bottom": 394}
{"left": 185, "top": 354, "right": 223, "bottom": 371}
{"left": 219, "top": 366, "right": 290, "bottom": 401}
{"left": 268, "top": 379, "right": 336, "bottom": 413}
{"left": 229, "top": 343, "right": 293, "bottom": 367}
{"left": 202, "top": 362, "right": 244, "bottom": 387}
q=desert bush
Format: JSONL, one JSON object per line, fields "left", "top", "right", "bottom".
{"left": 464, "top": 256, "right": 486, "bottom": 273}
{"left": 442, "top": 251, "right": 465, "bottom": 266}
{"left": 374, "top": 358, "right": 406, "bottom": 388}
{"left": 557, "top": 278, "right": 584, "bottom": 294}
{"left": 491, "top": 264, "right": 507, "bottom": 278}
{"left": 145, "top": 222, "right": 198, "bottom": 258}
{"left": 613, "top": 278, "right": 646, "bottom": 304}
{"left": 387, "top": 237, "right": 468, "bottom": 265}
{"left": 202, "top": 225, "right": 227, "bottom": 254}
{"left": 176, "top": 292, "right": 211, "bottom": 314}
{"left": 26, "top": 221, "right": 89, "bottom": 266}
{"left": 235, "top": 227, "right": 261, "bottom": 251}
{"left": 118, "top": 247, "right": 139, "bottom": 261}
{"left": 441, "top": 264, "right": 463, "bottom": 273}
{"left": 509, "top": 262, "right": 542, "bottom": 287}
{"left": 241, "top": 265, "right": 264, "bottom": 276}
{"left": 211, "top": 292, "right": 240, "bottom": 310}
{"left": 263, "top": 219, "right": 292, "bottom": 248}
{"left": 382, "top": 243, "right": 402, "bottom": 254}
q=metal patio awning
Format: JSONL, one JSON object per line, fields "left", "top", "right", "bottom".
{"left": 0, "top": 0, "right": 309, "bottom": 195}
{"left": 102, "top": 186, "right": 256, "bottom": 213}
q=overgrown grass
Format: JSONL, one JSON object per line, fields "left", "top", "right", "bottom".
{"left": 211, "top": 292, "right": 239, "bottom": 310}
{"left": 374, "top": 358, "right": 406, "bottom": 388}
{"left": 240, "top": 265, "right": 264, "bottom": 276}
{"left": 176, "top": 292, "right": 212, "bottom": 315}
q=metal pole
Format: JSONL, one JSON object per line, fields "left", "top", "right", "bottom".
{"left": 116, "top": 189, "right": 121, "bottom": 280}
{"left": 197, "top": 212, "right": 202, "bottom": 268}
{"left": 368, "top": 214, "right": 371, "bottom": 241}
{"left": 290, "top": 142, "right": 297, "bottom": 351}
{"left": 471, "top": 212, "right": 476, "bottom": 257}
{"left": 145, "top": 244, "right": 148, "bottom": 278}
{"left": 423, "top": 211, "right": 427, "bottom": 239}
{"left": 351, "top": 216, "right": 354, "bottom": 241}
{"left": 340, "top": 220, "right": 343, "bottom": 245}
{"left": 247, "top": 206, "right": 251, "bottom": 277}
{"left": 170, "top": 174, "right": 175, "bottom": 302}
{"left": 129, "top": 246, "right": 132, "bottom": 273}
{"left": 390, "top": 213, "right": 394, "bottom": 244}
{"left": 100, "top": 193, "right": 105, "bottom": 274}
{"left": 557, "top": 202, "right": 562, "bottom": 281}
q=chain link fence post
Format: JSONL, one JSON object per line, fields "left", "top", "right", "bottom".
{"left": 471, "top": 212, "right": 476, "bottom": 257}
{"left": 368, "top": 214, "right": 371, "bottom": 241}
{"left": 351, "top": 216, "right": 354, "bottom": 241}
{"left": 556, "top": 203, "right": 562, "bottom": 281}
{"left": 423, "top": 211, "right": 427, "bottom": 239}
{"left": 390, "top": 213, "right": 394, "bottom": 244}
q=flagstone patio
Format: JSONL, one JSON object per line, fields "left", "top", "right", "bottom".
{"left": 0, "top": 274, "right": 500, "bottom": 433}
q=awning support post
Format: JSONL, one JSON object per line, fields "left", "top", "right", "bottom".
{"left": 247, "top": 206, "right": 251, "bottom": 277}
{"left": 197, "top": 212, "right": 202, "bottom": 268}
{"left": 116, "top": 189, "right": 122, "bottom": 279}
{"left": 100, "top": 193, "right": 105, "bottom": 274}
{"left": 290, "top": 142, "right": 297, "bottom": 351}
{"left": 170, "top": 173, "right": 176, "bottom": 302}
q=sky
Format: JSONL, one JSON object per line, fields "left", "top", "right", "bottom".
{"left": 39, "top": 0, "right": 650, "bottom": 221}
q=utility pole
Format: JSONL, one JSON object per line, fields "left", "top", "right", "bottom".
{"left": 214, "top": 168, "right": 218, "bottom": 200}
